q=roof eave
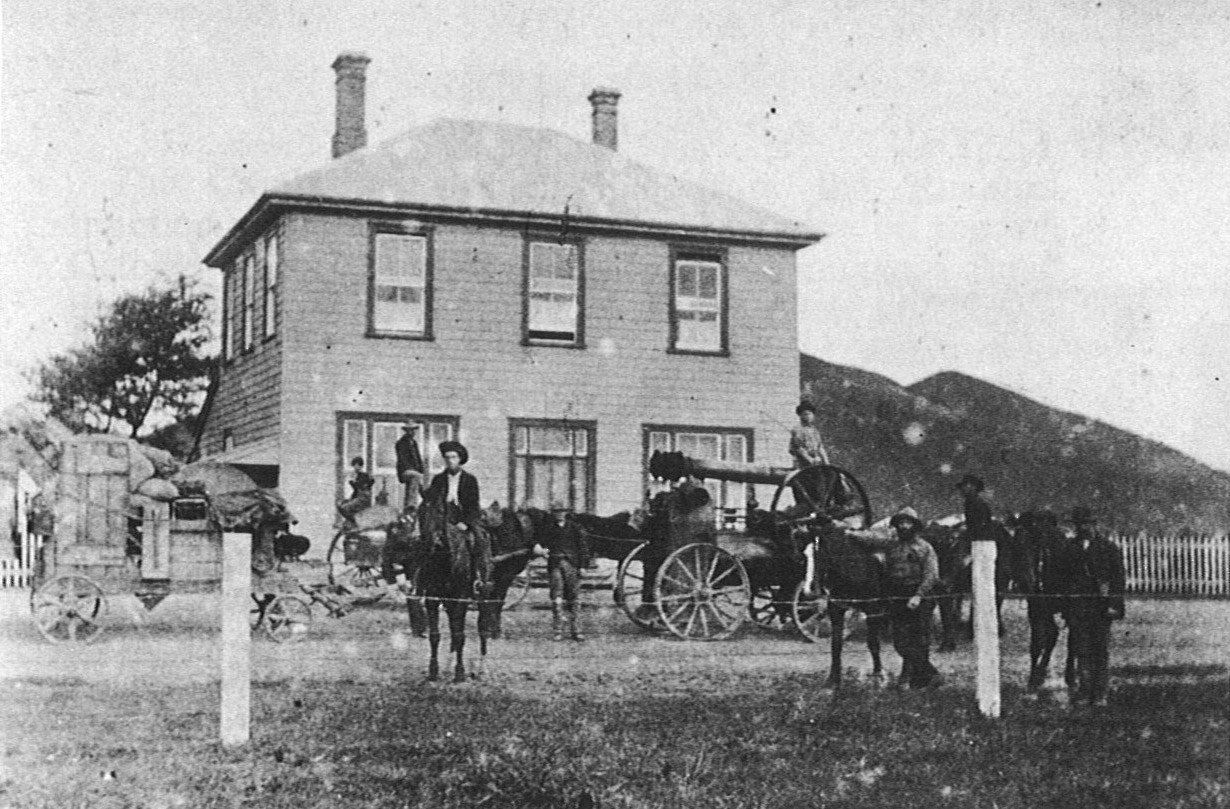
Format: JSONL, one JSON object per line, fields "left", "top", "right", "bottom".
{"left": 204, "top": 194, "right": 823, "bottom": 267}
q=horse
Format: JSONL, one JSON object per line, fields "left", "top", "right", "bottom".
{"left": 924, "top": 520, "right": 1018, "bottom": 650}
{"left": 1014, "top": 511, "right": 1077, "bottom": 693}
{"left": 804, "top": 522, "right": 888, "bottom": 687}
{"left": 475, "top": 502, "right": 551, "bottom": 640}
{"left": 416, "top": 487, "right": 492, "bottom": 683}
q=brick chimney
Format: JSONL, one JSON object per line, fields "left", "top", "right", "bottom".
{"left": 588, "top": 87, "right": 621, "bottom": 151}
{"left": 332, "top": 52, "right": 371, "bottom": 159}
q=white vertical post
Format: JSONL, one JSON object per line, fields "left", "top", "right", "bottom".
{"left": 972, "top": 538, "right": 1000, "bottom": 718}
{"left": 220, "top": 531, "right": 251, "bottom": 747}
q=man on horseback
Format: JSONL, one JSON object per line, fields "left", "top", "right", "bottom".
{"left": 424, "top": 441, "right": 493, "bottom": 598}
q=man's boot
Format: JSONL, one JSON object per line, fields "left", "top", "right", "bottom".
{"left": 568, "top": 604, "right": 586, "bottom": 642}
{"left": 552, "top": 600, "right": 565, "bottom": 641}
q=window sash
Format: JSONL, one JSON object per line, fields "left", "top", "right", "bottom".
{"left": 339, "top": 416, "right": 454, "bottom": 510}
{"left": 673, "top": 259, "right": 723, "bottom": 351}
{"left": 373, "top": 233, "right": 427, "bottom": 335}
{"left": 528, "top": 242, "right": 579, "bottom": 341}
{"left": 242, "top": 254, "right": 255, "bottom": 350}
{"left": 263, "top": 232, "right": 278, "bottom": 338}
{"left": 646, "top": 428, "right": 750, "bottom": 516}
{"left": 511, "top": 422, "right": 593, "bottom": 512}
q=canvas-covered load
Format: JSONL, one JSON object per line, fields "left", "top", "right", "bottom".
{"left": 209, "top": 488, "right": 293, "bottom": 532}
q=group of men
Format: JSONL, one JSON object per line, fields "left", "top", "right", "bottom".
{"left": 793, "top": 399, "right": 1127, "bottom": 704}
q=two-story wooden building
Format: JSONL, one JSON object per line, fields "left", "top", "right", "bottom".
{"left": 197, "top": 53, "right": 821, "bottom": 546}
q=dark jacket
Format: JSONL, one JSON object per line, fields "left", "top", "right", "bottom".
{"left": 425, "top": 469, "right": 481, "bottom": 527}
{"left": 395, "top": 434, "right": 425, "bottom": 480}
{"left": 963, "top": 493, "right": 995, "bottom": 544}
{"left": 551, "top": 516, "right": 593, "bottom": 569}
{"left": 1056, "top": 532, "right": 1126, "bottom": 617}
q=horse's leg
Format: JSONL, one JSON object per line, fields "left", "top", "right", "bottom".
{"left": 449, "top": 601, "right": 467, "bottom": 683}
{"left": 1027, "top": 603, "right": 1059, "bottom": 692}
{"left": 1062, "top": 619, "right": 1078, "bottom": 689}
{"left": 866, "top": 610, "right": 885, "bottom": 679}
{"left": 426, "top": 598, "right": 441, "bottom": 682}
{"left": 826, "top": 604, "right": 845, "bottom": 687}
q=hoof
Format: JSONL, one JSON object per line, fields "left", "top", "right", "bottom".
{"left": 453, "top": 672, "right": 467, "bottom": 684}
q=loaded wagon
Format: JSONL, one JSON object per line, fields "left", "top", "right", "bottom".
{"left": 600, "top": 451, "right": 873, "bottom": 640}
{"left": 28, "top": 435, "right": 342, "bottom": 644}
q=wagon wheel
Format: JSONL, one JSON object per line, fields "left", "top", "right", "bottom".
{"left": 654, "top": 543, "right": 750, "bottom": 640}
{"left": 263, "top": 595, "right": 313, "bottom": 642}
{"left": 507, "top": 557, "right": 545, "bottom": 610}
{"left": 326, "top": 529, "right": 386, "bottom": 604}
{"left": 30, "top": 575, "right": 107, "bottom": 645}
{"left": 749, "top": 585, "right": 794, "bottom": 632}
{"left": 791, "top": 580, "right": 863, "bottom": 643}
{"left": 791, "top": 579, "right": 832, "bottom": 643}
{"left": 770, "top": 465, "right": 873, "bottom": 530}
{"left": 614, "top": 542, "right": 664, "bottom": 631}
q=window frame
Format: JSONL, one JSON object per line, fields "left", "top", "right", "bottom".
{"left": 522, "top": 236, "right": 586, "bottom": 348}
{"left": 507, "top": 418, "right": 597, "bottom": 514}
{"left": 221, "top": 266, "right": 232, "bottom": 363}
{"left": 668, "top": 246, "right": 729, "bottom": 356}
{"left": 367, "top": 221, "right": 434, "bottom": 340}
{"left": 241, "top": 251, "right": 256, "bottom": 352}
{"left": 642, "top": 423, "right": 755, "bottom": 524}
{"left": 263, "top": 225, "right": 280, "bottom": 341}
{"left": 335, "top": 411, "right": 458, "bottom": 506}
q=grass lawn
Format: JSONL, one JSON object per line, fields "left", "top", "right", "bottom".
{"left": 2, "top": 664, "right": 1227, "bottom": 809}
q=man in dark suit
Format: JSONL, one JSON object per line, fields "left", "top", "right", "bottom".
{"left": 1057, "top": 506, "right": 1125, "bottom": 707}
{"left": 395, "top": 423, "right": 426, "bottom": 510}
{"left": 424, "top": 441, "right": 491, "bottom": 594}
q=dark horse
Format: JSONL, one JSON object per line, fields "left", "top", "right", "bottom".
{"left": 416, "top": 488, "right": 493, "bottom": 683}
{"left": 925, "top": 521, "right": 1017, "bottom": 651}
{"left": 1014, "top": 511, "right": 1077, "bottom": 692}
{"left": 475, "top": 502, "right": 553, "bottom": 640}
{"left": 806, "top": 523, "right": 887, "bottom": 687}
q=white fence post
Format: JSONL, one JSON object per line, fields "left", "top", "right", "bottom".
{"left": 220, "top": 531, "right": 251, "bottom": 747}
{"left": 972, "top": 538, "right": 1000, "bottom": 718}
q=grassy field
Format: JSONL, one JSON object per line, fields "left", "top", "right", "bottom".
{"left": 1, "top": 598, "right": 1227, "bottom": 808}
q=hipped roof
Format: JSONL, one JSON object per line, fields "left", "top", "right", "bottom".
{"left": 205, "top": 119, "right": 822, "bottom": 266}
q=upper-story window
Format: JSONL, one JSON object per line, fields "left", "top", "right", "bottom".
{"left": 263, "top": 229, "right": 279, "bottom": 339}
{"left": 524, "top": 239, "right": 583, "bottom": 346}
{"left": 242, "top": 252, "right": 256, "bottom": 351}
{"left": 369, "top": 223, "right": 432, "bottom": 339}
{"left": 670, "top": 250, "right": 728, "bottom": 355}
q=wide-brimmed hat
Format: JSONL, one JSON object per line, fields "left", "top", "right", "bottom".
{"left": 438, "top": 441, "right": 468, "bottom": 465}
{"left": 889, "top": 507, "right": 924, "bottom": 530}
{"left": 795, "top": 400, "right": 817, "bottom": 416}
{"left": 1070, "top": 506, "right": 1096, "bottom": 525}
{"left": 955, "top": 473, "right": 985, "bottom": 492}
{"left": 402, "top": 422, "right": 418, "bottom": 432}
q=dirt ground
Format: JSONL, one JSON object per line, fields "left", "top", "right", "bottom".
{"left": 2, "top": 588, "right": 1227, "bottom": 696}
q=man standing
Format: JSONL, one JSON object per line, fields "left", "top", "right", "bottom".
{"left": 788, "top": 400, "right": 829, "bottom": 468}
{"left": 1057, "top": 507, "right": 1125, "bottom": 707}
{"left": 395, "top": 423, "right": 426, "bottom": 510}
{"left": 851, "top": 507, "right": 942, "bottom": 688}
{"left": 956, "top": 473, "right": 993, "bottom": 543}
{"left": 1018, "top": 510, "right": 1073, "bottom": 692}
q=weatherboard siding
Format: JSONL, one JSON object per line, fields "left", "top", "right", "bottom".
{"left": 266, "top": 213, "right": 800, "bottom": 545}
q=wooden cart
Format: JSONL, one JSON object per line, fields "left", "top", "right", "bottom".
{"left": 28, "top": 435, "right": 339, "bottom": 644}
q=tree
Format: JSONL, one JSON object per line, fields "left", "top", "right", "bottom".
{"left": 30, "top": 276, "right": 214, "bottom": 438}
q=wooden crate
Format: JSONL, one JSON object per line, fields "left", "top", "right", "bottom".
{"left": 54, "top": 436, "right": 134, "bottom": 551}
{"left": 168, "top": 526, "right": 222, "bottom": 583}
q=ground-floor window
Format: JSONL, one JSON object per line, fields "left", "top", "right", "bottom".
{"left": 509, "top": 419, "right": 596, "bottom": 513}
{"left": 644, "top": 425, "right": 754, "bottom": 527}
{"left": 338, "top": 413, "right": 457, "bottom": 512}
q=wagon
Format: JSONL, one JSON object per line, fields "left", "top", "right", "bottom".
{"left": 603, "top": 452, "right": 873, "bottom": 641}
{"left": 28, "top": 435, "right": 341, "bottom": 644}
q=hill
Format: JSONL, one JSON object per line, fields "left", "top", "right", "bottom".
{"left": 800, "top": 354, "right": 1230, "bottom": 534}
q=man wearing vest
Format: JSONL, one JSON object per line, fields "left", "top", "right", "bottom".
{"left": 852, "top": 507, "right": 942, "bottom": 689}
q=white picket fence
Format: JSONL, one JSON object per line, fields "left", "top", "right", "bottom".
{"left": 1116, "top": 533, "right": 1230, "bottom": 598}
{"left": 0, "top": 558, "right": 31, "bottom": 589}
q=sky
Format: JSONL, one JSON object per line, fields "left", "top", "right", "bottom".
{"left": 2, "top": 0, "right": 1228, "bottom": 472}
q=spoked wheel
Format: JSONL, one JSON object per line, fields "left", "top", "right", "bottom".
{"left": 749, "top": 585, "right": 794, "bottom": 632}
{"left": 30, "top": 575, "right": 107, "bottom": 644}
{"left": 326, "top": 529, "right": 386, "bottom": 604}
{"left": 654, "top": 543, "right": 750, "bottom": 641}
{"left": 507, "top": 557, "right": 545, "bottom": 610}
{"left": 771, "top": 465, "right": 873, "bottom": 529}
{"left": 263, "top": 595, "right": 313, "bottom": 642}
{"left": 615, "top": 542, "right": 663, "bottom": 631}
{"left": 791, "top": 579, "right": 832, "bottom": 643}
